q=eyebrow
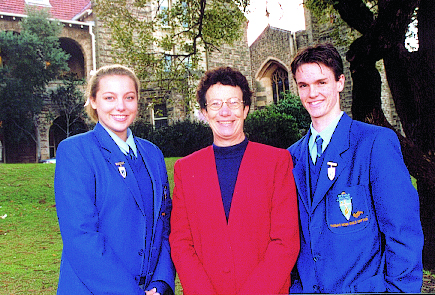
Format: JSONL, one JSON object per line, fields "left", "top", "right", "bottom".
{"left": 297, "top": 77, "right": 328, "bottom": 85}
{"left": 101, "top": 91, "right": 137, "bottom": 95}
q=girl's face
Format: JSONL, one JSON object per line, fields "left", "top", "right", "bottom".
{"left": 90, "top": 75, "right": 138, "bottom": 141}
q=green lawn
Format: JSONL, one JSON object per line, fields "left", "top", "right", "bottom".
{"left": 0, "top": 159, "right": 180, "bottom": 294}
{"left": 0, "top": 164, "right": 60, "bottom": 294}
{"left": 0, "top": 163, "right": 432, "bottom": 294}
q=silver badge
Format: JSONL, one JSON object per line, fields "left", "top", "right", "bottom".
{"left": 327, "top": 161, "right": 337, "bottom": 181}
{"left": 116, "top": 162, "right": 127, "bottom": 178}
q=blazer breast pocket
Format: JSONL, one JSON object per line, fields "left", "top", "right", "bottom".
{"left": 326, "top": 185, "right": 371, "bottom": 234}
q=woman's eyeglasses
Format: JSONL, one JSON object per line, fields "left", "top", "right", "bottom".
{"left": 205, "top": 98, "right": 244, "bottom": 111}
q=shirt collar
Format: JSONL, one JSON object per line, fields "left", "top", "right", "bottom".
{"left": 309, "top": 111, "right": 344, "bottom": 163}
{"left": 99, "top": 123, "right": 137, "bottom": 156}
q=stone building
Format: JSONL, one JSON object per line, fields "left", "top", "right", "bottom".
{"left": 0, "top": 0, "right": 95, "bottom": 162}
{"left": 249, "top": 11, "right": 401, "bottom": 132}
{"left": 0, "top": 0, "right": 399, "bottom": 162}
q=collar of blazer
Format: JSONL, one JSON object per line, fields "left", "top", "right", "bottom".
{"left": 292, "top": 113, "right": 352, "bottom": 212}
{"left": 91, "top": 123, "right": 146, "bottom": 215}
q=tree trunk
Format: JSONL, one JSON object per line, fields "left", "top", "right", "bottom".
{"left": 412, "top": 0, "right": 435, "bottom": 269}
{"left": 335, "top": 0, "right": 435, "bottom": 268}
{"left": 34, "top": 116, "right": 41, "bottom": 162}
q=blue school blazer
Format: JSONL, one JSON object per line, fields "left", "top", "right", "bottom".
{"left": 55, "top": 123, "right": 175, "bottom": 294}
{"left": 288, "top": 113, "right": 423, "bottom": 293}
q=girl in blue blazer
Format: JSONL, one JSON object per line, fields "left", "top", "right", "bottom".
{"left": 55, "top": 65, "right": 175, "bottom": 295}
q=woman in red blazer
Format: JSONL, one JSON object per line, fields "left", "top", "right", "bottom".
{"left": 169, "top": 67, "right": 300, "bottom": 294}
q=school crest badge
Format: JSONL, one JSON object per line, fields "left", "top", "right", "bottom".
{"left": 337, "top": 192, "right": 352, "bottom": 220}
{"left": 116, "top": 161, "right": 127, "bottom": 178}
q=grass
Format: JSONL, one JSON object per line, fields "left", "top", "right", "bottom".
{"left": 0, "top": 159, "right": 180, "bottom": 294}
{"left": 0, "top": 162, "right": 431, "bottom": 294}
{"left": 0, "top": 164, "right": 60, "bottom": 294}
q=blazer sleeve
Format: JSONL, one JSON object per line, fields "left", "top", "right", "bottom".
{"left": 238, "top": 149, "right": 300, "bottom": 294}
{"left": 369, "top": 129, "right": 423, "bottom": 292}
{"left": 55, "top": 139, "right": 144, "bottom": 295}
{"left": 149, "top": 150, "right": 176, "bottom": 294}
{"left": 169, "top": 159, "right": 217, "bottom": 295}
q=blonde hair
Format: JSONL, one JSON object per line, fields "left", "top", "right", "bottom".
{"left": 85, "top": 65, "right": 141, "bottom": 122}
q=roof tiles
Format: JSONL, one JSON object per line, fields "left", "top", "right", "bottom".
{"left": 0, "top": 0, "right": 92, "bottom": 21}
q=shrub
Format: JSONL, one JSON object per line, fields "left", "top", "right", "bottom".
{"left": 244, "top": 92, "right": 310, "bottom": 149}
{"left": 131, "top": 92, "right": 309, "bottom": 156}
{"left": 130, "top": 118, "right": 155, "bottom": 139}
{"left": 131, "top": 119, "right": 213, "bottom": 157}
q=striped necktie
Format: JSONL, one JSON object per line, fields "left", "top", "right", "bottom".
{"left": 127, "top": 148, "right": 136, "bottom": 160}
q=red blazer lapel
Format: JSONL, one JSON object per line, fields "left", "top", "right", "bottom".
{"left": 190, "top": 146, "right": 229, "bottom": 230}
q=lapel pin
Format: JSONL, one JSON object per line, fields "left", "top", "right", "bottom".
{"left": 115, "top": 161, "right": 127, "bottom": 178}
{"left": 327, "top": 161, "right": 338, "bottom": 181}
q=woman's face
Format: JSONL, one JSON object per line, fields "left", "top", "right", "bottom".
{"left": 201, "top": 83, "right": 249, "bottom": 147}
{"left": 90, "top": 75, "right": 138, "bottom": 141}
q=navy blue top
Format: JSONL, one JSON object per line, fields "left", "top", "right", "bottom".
{"left": 126, "top": 150, "right": 170, "bottom": 294}
{"left": 213, "top": 138, "right": 249, "bottom": 221}
{"left": 309, "top": 145, "right": 326, "bottom": 203}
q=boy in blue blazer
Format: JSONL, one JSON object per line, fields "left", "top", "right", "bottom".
{"left": 288, "top": 43, "right": 423, "bottom": 293}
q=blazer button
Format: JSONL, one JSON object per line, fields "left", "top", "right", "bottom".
{"left": 138, "top": 249, "right": 144, "bottom": 256}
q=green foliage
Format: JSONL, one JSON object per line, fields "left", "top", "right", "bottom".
{"left": 304, "top": 0, "right": 361, "bottom": 46}
{"left": 1, "top": 7, "right": 69, "bottom": 89}
{"left": 131, "top": 119, "right": 213, "bottom": 157}
{"left": 132, "top": 93, "right": 310, "bottom": 155}
{"left": 94, "top": 0, "right": 248, "bottom": 107}
{"left": 0, "top": 7, "right": 69, "bottom": 144}
{"left": 244, "top": 92, "right": 310, "bottom": 149}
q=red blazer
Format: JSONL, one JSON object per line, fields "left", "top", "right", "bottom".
{"left": 170, "top": 142, "right": 300, "bottom": 295}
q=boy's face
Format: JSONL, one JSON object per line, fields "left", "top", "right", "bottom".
{"left": 295, "top": 62, "right": 345, "bottom": 131}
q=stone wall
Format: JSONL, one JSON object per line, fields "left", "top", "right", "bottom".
{"left": 0, "top": 15, "right": 21, "bottom": 31}
{"left": 247, "top": 7, "right": 402, "bottom": 132}
{"left": 0, "top": 15, "right": 94, "bottom": 162}
{"left": 207, "top": 22, "right": 253, "bottom": 101}
{"left": 301, "top": 9, "right": 402, "bottom": 132}
{"left": 1, "top": 3, "right": 404, "bottom": 162}
{"left": 249, "top": 26, "right": 293, "bottom": 109}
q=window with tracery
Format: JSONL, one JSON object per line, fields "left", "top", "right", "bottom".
{"left": 272, "top": 68, "right": 289, "bottom": 104}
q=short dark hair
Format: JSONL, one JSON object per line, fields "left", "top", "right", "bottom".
{"left": 291, "top": 43, "right": 344, "bottom": 81}
{"left": 196, "top": 66, "right": 252, "bottom": 110}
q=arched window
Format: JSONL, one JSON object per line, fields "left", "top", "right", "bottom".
{"left": 272, "top": 68, "right": 289, "bottom": 104}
